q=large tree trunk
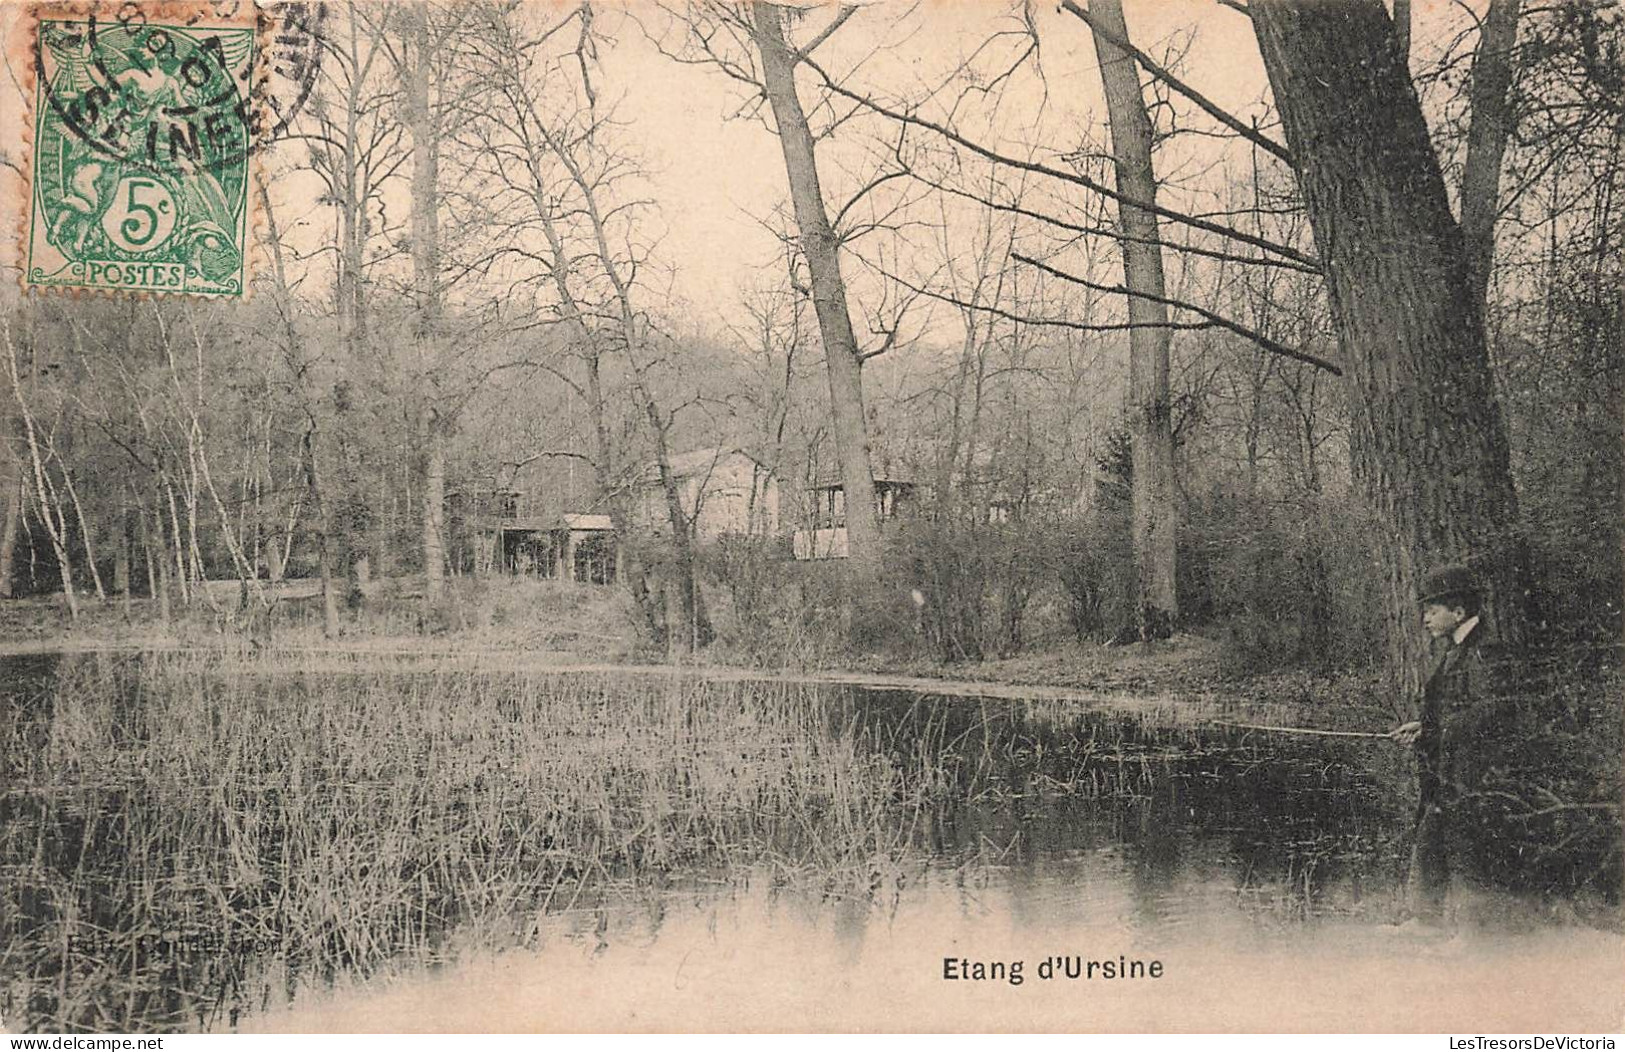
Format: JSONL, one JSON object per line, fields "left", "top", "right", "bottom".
{"left": 339, "top": 54, "right": 368, "bottom": 360}
{"left": 0, "top": 475, "right": 21, "bottom": 599}
{"left": 1460, "top": 0, "right": 1522, "bottom": 309}
{"left": 1253, "top": 0, "right": 1531, "bottom": 692}
{"left": 753, "top": 2, "right": 883, "bottom": 578}
{"left": 1392, "top": 0, "right": 1411, "bottom": 67}
{"left": 422, "top": 410, "right": 446, "bottom": 603}
{"left": 639, "top": 392, "right": 710, "bottom": 654}
{"left": 1088, "top": 0, "right": 1178, "bottom": 640}
{"left": 114, "top": 504, "right": 132, "bottom": 620}
{"left": 334, "top": 35, "right": 371, "bottom": 612}
{"left": 0, "top": 383, "right": 25, "bottom": 601}
{"left": 406, "top": 2, "right": 445, "bottom": 606}
{"left": 333, "top": 381, "right": 366, "bottom": 612}
{"left": 584, "top": 350, "right": 656, "bottom": 634}
{"left": 303, "top": 428, "right": 341, "bottom": 638}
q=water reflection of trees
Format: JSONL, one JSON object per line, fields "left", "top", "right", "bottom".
{"left": 847, "top": 687, "right": 1407, "bottom": 926}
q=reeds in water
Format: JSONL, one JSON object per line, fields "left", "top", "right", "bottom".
{"left": 0, "top": 652, "right": 953, "bottom": 1032}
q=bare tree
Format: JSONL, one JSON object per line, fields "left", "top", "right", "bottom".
{"left": 461, "top": 2, "right": 711, "bottom": 651}
{"left": 1086, "top": 0, "right": 1178, "bottom": 639}
{"left": 1460, "top": 0, "right": 1522, "bottom": 309}
{"left": 400, "top": 2, "right": 451, "bottom": 606}
{"left": 1253, "top": 0, "right": 1532, "bottom": 688}
{"left": 750, "top": 2, "right": 883, "bottom": 578}
{"left": 2, "top": 312, "right": 78, "bottom": 620}
{"left": 727, "top": 241, "right": 810, "bottom": 535}
{"left": 258, "top": 174, "right": 342, "bottom": 637}
{"left": 302, "top": 8, "right": 408, "bottom": 605}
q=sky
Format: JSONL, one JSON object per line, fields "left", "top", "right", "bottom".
{"left": 591, "top": 0, "right": 1278, "bottom": 319}
{"left": 0, "top": 0, "right": 1474, "bottom": 329}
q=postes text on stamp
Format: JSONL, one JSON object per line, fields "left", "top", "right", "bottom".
{"left": 25, "top": 4, "right": 260, "bottom": 297}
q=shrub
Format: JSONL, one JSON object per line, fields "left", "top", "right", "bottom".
{"left": 1454, "top": 651, "right": 1623, "bottom": 902}
{"left": 700, "top": 535, "right": 849, "bottom": 667}
{"left": 1055, "top": 511, "right": 1135, "bottom": 643}
{"left": 885, "top": 515, "right": 1051, "bottom": 663}
{"left": 1180, "top": 487, "right": 1384, "bottom": 673}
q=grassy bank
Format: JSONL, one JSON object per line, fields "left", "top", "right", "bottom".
{"left": 1, "top": 651, "right": 976, "bottom": 1031}
{"left": 0, "top": 577, "right": 637, "bottom": 661}
{"left": 0, "top": 576, "right": 1343, "bottom": 693}
{"left": 6, "top": 648, "right": 1316, "bottom": 1033}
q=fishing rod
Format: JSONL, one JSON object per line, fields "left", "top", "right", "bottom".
{"left": 1206, "top": 719, "right": 1392, "bottom": 739}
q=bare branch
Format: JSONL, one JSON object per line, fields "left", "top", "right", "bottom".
{"left": 799, "top": 55, "right": 1323, "bottom": 270}
{"left": 868, "top": 256, "right": 1217, "bottom": 335}
{"left": 506, "top": 448, "right": 597, "bottom": 470}
{"left": 1061, "top": 0, "right": 1295, "bottom": 168}
{"left": 926, "top": 169, "right": 1322, "bottom": 274}
{"left": 1012, "top": 252, "right": 1343, "bottom": 374}
{"left": 794, "top": 4, "right": 859, "bottom": 62}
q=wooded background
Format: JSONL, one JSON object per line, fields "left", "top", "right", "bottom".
{"left": 0, "top": 0, "right": 1617, "bottom": 689}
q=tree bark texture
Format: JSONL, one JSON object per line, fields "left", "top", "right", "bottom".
{"left": 641, "top": 393, "right": 708, "bottom": 653}
{"left": 334, "top": 38, "right": 372, "bottom": 609}
{"left": 0, "top": 476, "right": 20, "bottom": 600}
{"left": 1252, "top": 0, "right": 1531, "bottom": 691}
{"left": 1392, "top": 0, "right": 1411, "bottom": 66}
{"left": 1088, "top": 0, "right": 1179, "bottom": 639}
{"left": 422, "top": 412, "right": 447, "bottom": 606}
{"left": 303, "top": 428, "right": 341, "bottom": 638}
{"left": 406, "top": 3, "right": 446, "bottom": 603}
{"left": 334, "top": 383, "right": 367, "bottom": 611}
{"left": 753, "top": 2, "right": 883, "bottom": 577}
{"left": 1460, "top": 0, "right": 1522, "bottom": 310}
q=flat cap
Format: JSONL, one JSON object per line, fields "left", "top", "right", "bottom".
{"left": 1418, "top": 563, "right": 1478, "bottom": 606}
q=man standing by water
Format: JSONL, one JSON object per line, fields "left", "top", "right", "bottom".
{"left": 1388, "top": 564, "right": 1490, "bottom": 923}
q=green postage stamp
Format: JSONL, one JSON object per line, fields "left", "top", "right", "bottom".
{"left": 22, "top": 3, "right": 261, "bottom": 297}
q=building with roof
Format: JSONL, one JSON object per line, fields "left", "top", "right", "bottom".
{"left": 632, "top": 447, "right": 780, "bottom": 541}
{"left": 791, "top": 473, "right": 921, "bottom": 560}
{"left": 446, "top": 486, "right": 617, "bottom": 583}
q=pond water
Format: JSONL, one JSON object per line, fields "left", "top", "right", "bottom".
{"left": 1, "top": 651, "right": 1619, "bottom": 1033}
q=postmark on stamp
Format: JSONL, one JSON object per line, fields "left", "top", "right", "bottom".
{"left": 18, "top": 2, "right": 325, "bottom": 298}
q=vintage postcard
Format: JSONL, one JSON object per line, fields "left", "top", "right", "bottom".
{"left": 0, "top": 0, "right": 1619, "bottom": 1037}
